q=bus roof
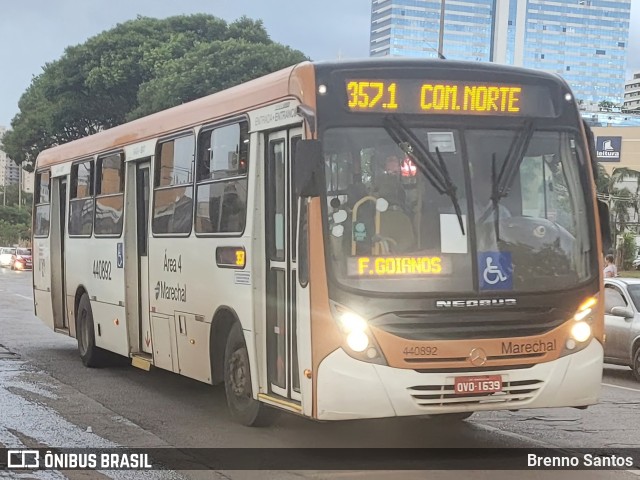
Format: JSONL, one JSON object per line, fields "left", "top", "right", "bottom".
{"left": 35, "top": 61, "right": 316, "bottom": 169}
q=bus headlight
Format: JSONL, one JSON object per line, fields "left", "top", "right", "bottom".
{"left": 329, "top": 301, "right": 387, "bottom": 365}
{"left": 562, "top": 296, "right": 597, "bottom": 354}
{"left": 335, "top": 311, "right": 369, "bottom": 352}
{"left": 570, "top": 321, "right": 591, "bottom": 343}
{"left": 337, "top": 311, "right": 367, "bottom": 333}
{"left": 346, "top": 330, "right": 369, "bottom": 352}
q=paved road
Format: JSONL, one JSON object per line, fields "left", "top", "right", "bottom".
{"left": 0, "top": 268, "right": 638, "bottom": 479}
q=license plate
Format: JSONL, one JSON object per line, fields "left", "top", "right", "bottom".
{"left": 454, "top": 375, "right": 502, "bottom": 394}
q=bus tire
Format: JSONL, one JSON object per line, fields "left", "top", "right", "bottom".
{"left": 632, "top": 346, "right": 640, "bottom": 382}
{"left": 223, "top": 323, "right": 277, "bottom": 427}
{"left": 76, "top": 293, "right": 106, "bottom": 368}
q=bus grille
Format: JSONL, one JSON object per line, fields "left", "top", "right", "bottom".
{"left": 407, "top": 379, "right": 544, "bottom": 407}
{"left": 372, "top": 310, "right": 564, "bottom": 340}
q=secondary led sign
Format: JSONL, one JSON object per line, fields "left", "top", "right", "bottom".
{"left": 345, "top": 79, "right": 556, "bottom": 117}
{"left": 347, "top": 256, "right": 451, "bottom": 277}
{"left": 216, "top": 247, "right": 246, "bottom": 269}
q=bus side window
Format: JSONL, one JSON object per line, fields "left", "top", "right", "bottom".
{"left": 152, "top": 134, "right": 195, "bottom": 235}
{"left": 195, "top": 121, "right": 249, "bottom": 235}
{"left": 69, "top": 160, "right": 94, "bottom": 236}
{"left": 95, "top": 153, "right": 124, "bottom": 236}
{"left": 34, "top": 170, "right": 51, "bottom": 237}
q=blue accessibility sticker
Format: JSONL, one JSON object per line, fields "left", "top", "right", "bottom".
{"left": 478, "top": 251, "right": 512, "bottom": 291}
{"left": 117, "top": 242, "right": 124, "bottom": 268}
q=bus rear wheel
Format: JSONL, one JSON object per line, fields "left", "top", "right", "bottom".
{"left": 76, "top": 293, "right": 107, "bottom": 368}
{"left": 223, "top": 323, "right": 277, "bottom": 427}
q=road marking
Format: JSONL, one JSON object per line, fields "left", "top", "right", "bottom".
{"left": 14, "top": 294, "right": 32, "bottom": 300}
{"left": 603, "top": 382, "right": 640, "bottom": 393}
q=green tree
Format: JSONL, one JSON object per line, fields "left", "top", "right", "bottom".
{"left": 596, "top": 165, "right": 640, "bottom": 240}
{"left": 129, "top": 38, "right": 307, "bottom": 119}
{"left": 0, "top": 205, "right": 31, "bottom": 225}
{"left": 598, "top": 100, "right": 616, "bottom": 111}
{"left": 0, "top": 220, "right": 30, "bottom": 246}
{"left": 620, "top": 232, "right": 637, "bottom": 270}
{"left": 0, "top": 185, "right": 33, "bottom": 208}
{"left": 2, "top": 15, "right": 308, "bottom": 167}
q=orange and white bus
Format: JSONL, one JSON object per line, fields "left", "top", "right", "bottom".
{"left": 33, "top": 59, "right": 608, "bottom": 426}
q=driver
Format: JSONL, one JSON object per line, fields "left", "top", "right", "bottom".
{"left": 375, "top": 151, "right": 406, "bottom": 207}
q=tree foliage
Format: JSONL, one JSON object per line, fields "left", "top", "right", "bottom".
{"left": 2, "top": 15, "right": 308, "bottom": 167}
{"left": 0, "top": 205, "right": 31, "bottom": 246}
{"left": 598, "top": 100, "right": 617, "bottom": 111}
{"left": 596, "top": 165, "right": 640, "bottom": 251}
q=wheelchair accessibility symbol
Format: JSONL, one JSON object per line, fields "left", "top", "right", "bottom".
{"left": 483, "top": 257, "right": 507, "bottom": 285}
{"left": 478, "top": 252, "right": 512, "bottom": 290}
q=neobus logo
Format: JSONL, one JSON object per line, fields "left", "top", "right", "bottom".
{"left": 155, "top": 281, "right": 187, "bottom": 302}
{"left": 435, "top": 298, "right": 517, "bottom": 308}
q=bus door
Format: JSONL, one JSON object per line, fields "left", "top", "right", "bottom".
{"left": 136, "top": 161, "right": 152, "bottom": 354}
{"left": 265, "top": 127, "right": 303, "bottom": 401}
{"left": 51, "top": 176, "right": 68, "bottom": 330}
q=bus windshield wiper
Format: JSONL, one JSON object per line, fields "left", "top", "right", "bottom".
{"left": 383, "top": 116, "right": 465, "bottom": 235}
{"left": 487, "top": 120, "right": 535, "bottom": 240}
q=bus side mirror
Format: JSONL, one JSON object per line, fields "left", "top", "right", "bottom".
{"left": 295, "top": 140, "right": 323, "bottom": 198}
{"left": 597, "top": 199, "right": 612, "bottom": 254}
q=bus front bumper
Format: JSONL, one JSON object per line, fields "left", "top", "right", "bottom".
{"left": 316, "top": 339, "right": 603, "bottom": 421}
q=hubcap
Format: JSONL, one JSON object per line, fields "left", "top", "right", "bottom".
{"left": 79, "top": 310, "right": 89, "bottom": 356}
{"left": 229, "top": 349, "right": 251, "bottom": 400}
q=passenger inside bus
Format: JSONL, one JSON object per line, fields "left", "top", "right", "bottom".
{"left": 374, "top": 152, "right": 415, "bottom": 253}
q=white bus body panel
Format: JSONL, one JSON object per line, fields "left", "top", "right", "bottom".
{"left": 150, "top": 313, "right": 178, "bottom": 372}
{"left": 51, "top": 163, "right": 71, "bottom": 178}
{"left": 248, "top": 101, "right": 301, "bottom": 132}
{"left": 124, "top": 140, "right": 156, "bottom": 162}
{"left": 65, "top": 237, "right": 129, "bottom": 355}
{"left": 316, "top": 339, "right": 603, "bottom": 420}
{"left": 33, "top": 241, "right": 54, "bottom": 330}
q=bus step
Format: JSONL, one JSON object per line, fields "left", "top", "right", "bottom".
{"left": 54, "top": 327, "right": 70, "bottom": 335}
{"left": 131, "top": 354, "right": 153, "bottom": 371}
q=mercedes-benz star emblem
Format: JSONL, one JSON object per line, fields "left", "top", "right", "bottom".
{"left": 469, "top": 348, "right": 488, "bottom": 367}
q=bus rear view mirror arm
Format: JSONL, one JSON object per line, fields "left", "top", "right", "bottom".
{"left": 295, "top": 139, "right": 323, "bottom": 198}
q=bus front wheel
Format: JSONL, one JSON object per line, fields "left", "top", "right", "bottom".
{"left": 223, "top": 323, "right": 277, "bottom": 427}
{"left": 76, "top": 293, "right": 107, "bottom": 368}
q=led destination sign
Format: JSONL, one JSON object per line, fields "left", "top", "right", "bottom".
{"left": 345, "top": 79, "right": 557, "bottom": 117}
{"left": 347, "top": 256, "right": 451, "bottom": 277}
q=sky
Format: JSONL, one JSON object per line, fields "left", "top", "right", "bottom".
{"left": 0, "top": 0, "right": 639, "bottom": 127}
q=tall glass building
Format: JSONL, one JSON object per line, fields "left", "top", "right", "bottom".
{"left": 370, "top": 0, "right": 632, "bottom": 105}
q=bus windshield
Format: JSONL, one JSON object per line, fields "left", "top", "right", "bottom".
{"left": 322, "top": 123, "right": 592, "bottom": 294}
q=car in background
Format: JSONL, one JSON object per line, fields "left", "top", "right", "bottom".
{"left": 12, "top": 248, "right": 32, "bottom": 270}
{"left": 0, "top": 247, "right": 32, "bottom": 270}
{"left": 604, "top": 278, "right": 640, "bottom": 381}
{"left": 632, "top": 256, "right": 640, "bottom": 270}
{"left": 0, "top": 247, "right": 16, "bottom": 267}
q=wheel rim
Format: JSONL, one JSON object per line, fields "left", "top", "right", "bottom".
{"left": 228, "top": 348, "right": 252, "bottom": 407}
{"left": 635, "top": 352, "right": 640, "bottom": 377}
{"left": 78, "top": 309, "right": 89, "bottom": 356}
